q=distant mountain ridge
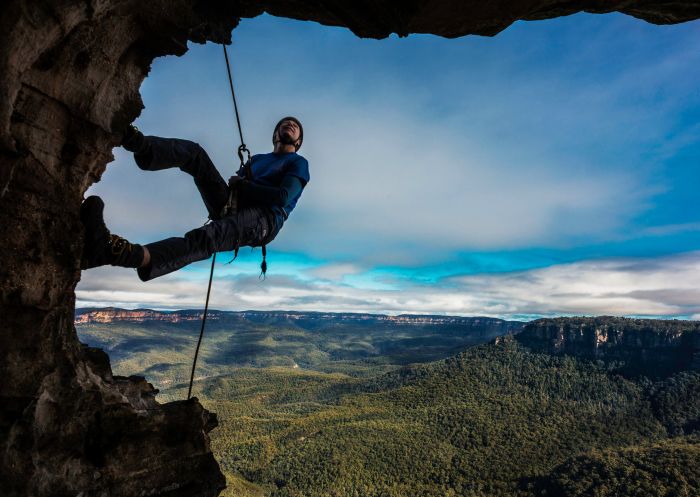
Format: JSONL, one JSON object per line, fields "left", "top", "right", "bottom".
{"left": 75, "top": 308, "right": 525, "bottom": 379}
{"left": 75, "top": 307, "right": 523, "bottom": 329}
{"left": 76, "top": 310, "right": 700, "bottom": 377}
{"left": 516, "top": 316, "right": 700, "bottom": 377}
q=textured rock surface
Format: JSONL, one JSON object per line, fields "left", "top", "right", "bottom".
{"left": 1, "top": 1, "right": 699, "bottom": 496}
{"left": 74, "top": 307, "right": 526, "bottom": 331}
{"left": 239, "top": 0, "right": 700, "bottom": 38}
{"left": 516, "top": 317, "right": 700, "bottom": 377}
{"left": 0, "top": 2, "right": 238, "bottom": 496}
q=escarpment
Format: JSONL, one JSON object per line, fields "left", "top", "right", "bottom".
{"left": 516, "top": 317, "right": 700, "bottom": 377}
{"left": 1, "top": 1, "right": 699, "bottom": 496}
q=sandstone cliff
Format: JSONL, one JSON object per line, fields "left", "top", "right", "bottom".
{"left": 74, "top": 307, "right": 524, "bottom": 331}
{"left": 516, "top": 316, "right": 700, "bottom": 377}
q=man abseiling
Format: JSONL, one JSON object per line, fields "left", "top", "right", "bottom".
{"left": 80, "top": 117, "right": 309, "bottom": 280}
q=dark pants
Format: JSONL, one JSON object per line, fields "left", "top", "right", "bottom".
{"left": 134, "top": 137, "right": 277, "bottom": 281}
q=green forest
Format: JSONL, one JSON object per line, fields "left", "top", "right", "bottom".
{"left": 77, "top": 313, "right": 700, "bottom": 497}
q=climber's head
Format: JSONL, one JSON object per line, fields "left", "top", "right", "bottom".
{"left": 273, "top": 116, "right": 303, "bottom": 152}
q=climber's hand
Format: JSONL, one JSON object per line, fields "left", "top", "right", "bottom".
{"left": 228, "top": 175, "right": 245, "bottom": 189}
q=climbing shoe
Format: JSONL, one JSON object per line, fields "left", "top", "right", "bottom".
{"left": 121, "top": 124, "right": 147, "bottom": 154}
{"left": 80, "top": 196, "right": 144, "bottom": 270}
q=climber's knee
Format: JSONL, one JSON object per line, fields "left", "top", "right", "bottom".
{"left": 179, "top": 141, "right": 209, "bottom": 176}
{"left": 184, "top": 224, "right": 219, "bottom": 257}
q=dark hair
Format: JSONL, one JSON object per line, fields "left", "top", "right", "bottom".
{"left": 273, "top": 116, "right": 303, "bottom": 151}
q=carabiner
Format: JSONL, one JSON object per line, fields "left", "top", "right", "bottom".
{"left": 237, "top": 143, "right": 251, "bottom": 167}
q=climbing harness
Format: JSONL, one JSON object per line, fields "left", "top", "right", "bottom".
{"left": 187, "top": 43, "right": 250, "bottom": 400}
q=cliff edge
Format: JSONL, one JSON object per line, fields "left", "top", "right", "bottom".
{"left": 516, "top": 316, "right": 700, "bottom": 377}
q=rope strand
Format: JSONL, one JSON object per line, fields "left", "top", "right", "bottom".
{"left": 223, "top": 44, "right": 246, "bottom": 148}
{"left": 187, "top": 253, "right": 217, "bottom": 400}
{"left": 187, "top": 43, "right": 247, "bottom": 400}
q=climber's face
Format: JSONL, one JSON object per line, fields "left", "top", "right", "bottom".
{"left": 276, "top": 119, "right": 301, "bottom": 146}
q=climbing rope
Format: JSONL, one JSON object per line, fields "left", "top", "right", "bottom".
{"left": 223, "top": 44, "right": 250, "bottom": 163}
{"left": 187, "top": 43, "right": 248, "bottom": 400}
{"left": 187, "top": 253, "right": 217, "bottom": 400}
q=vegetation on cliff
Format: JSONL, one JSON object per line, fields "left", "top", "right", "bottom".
{"left": 193, "top": 340, "right": 699, "bottom": 496}
{"left": 77, "top": 313, "right": 700, "bottom": 496}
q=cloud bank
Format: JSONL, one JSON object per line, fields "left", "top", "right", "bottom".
{"left": 86, "top": 14, "right": 700, "bottom": 266}
{"left": 77, "top": 251, "right": 700, "bottom": 319}
{"left": 78, "top": 15, "right": 700, "bottom": 318}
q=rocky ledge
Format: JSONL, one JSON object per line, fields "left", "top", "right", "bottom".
{"left": 516, "top": 316, "right": 700, "bottom": 377}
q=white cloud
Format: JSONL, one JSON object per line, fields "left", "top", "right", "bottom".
{"left": 278, "top": 99, "right": 652, "bottom": 264}
{"left": 84, "top": 15, "right": 700, "bottom": 266}
{"left": 309, "top": 262, "right": 365, "bottom": 281}
{"left": 74, "top": 16, "right": 700, "bottom": 321}
{"left": 76, "top": 251, "right": 700, "bottom": 319}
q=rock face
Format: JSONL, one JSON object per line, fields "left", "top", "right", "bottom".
{"left": 76, "top": 307, "right": 210, "bottom": 324}
{"left": 240, "top": 0, "right": 700, "bottom": 38}
{"left": 0, "top": 2, "right": 238, "bottom": 496}
{"left": 75, "top": 307, "right": 525, "bottom": 331}
{"left": 1, "top": 1, "right": 699, "bottom": 496}
{"left": 516, "top": 317, "right": 700, "bottom": 377}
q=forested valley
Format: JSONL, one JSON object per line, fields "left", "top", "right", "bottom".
{"left": 77, "top": 310, "right": 700, "bottom": 497}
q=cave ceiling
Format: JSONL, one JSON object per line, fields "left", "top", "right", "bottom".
{"left": 236, "top": 0, "right": 700, "bottom": 38}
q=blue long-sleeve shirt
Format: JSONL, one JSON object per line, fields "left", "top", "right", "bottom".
{"left": 236, "top": 151, "right": 310, "bottom": 224}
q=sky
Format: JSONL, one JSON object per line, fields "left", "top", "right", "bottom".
{"left": 76, "top": 12, "right": 700, "bottom": 320}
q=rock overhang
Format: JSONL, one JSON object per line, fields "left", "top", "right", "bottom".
{"left": 235, "top": 0, "right": 700, "bottom": 39}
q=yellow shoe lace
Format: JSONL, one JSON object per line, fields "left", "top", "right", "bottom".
{"left": 109, "top": 234, "right": 131, "bottom": 256}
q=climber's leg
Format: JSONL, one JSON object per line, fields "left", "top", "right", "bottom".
{"left": 80, "top": 196, "right": 145, "bottom": 270}
{"left": 137, "top": 207, "right": 274, "bottom": 281}
{"left": 123, "top": 128, "right": 229, "bottom": 219}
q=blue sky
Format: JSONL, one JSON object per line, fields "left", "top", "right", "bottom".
{"left": 76, "top": 13, "right": 700, "bottom": 319}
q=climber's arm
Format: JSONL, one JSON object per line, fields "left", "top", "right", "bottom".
{"left": 230, "top": 175, "right": 304, "bottom": 209}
